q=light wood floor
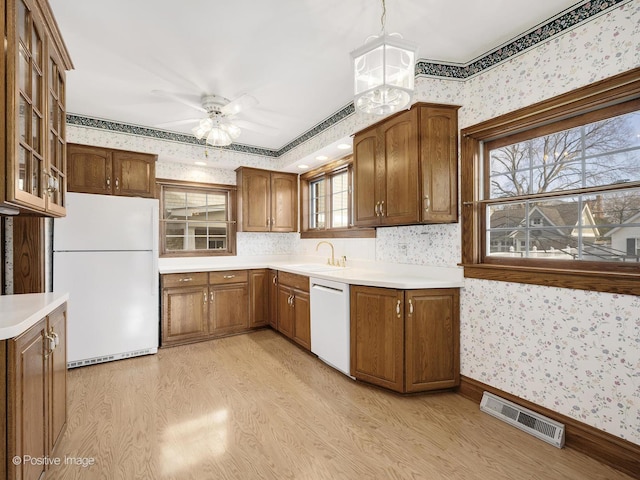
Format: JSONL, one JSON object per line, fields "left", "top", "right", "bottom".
{"left": 47, "top": 329, "right": 632, "bottom": 480}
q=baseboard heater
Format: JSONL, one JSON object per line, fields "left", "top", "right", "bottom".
{"left": 480, "top": 391, "right": 565, "bottom": 448}
{"left": 67, "top": 347, "right": 157, "bottom": 369}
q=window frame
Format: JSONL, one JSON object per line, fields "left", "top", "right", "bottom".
{"left": 157, "top": 178, "right": 237, "bottom": 257}
{"left": 460, "top": 67, "right": 640, "bottom": 296}
{"left": 300, "top": 157, "right": 375, "bottom": 239}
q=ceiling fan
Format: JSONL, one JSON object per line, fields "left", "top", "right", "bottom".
{"left": 153, "top": 90, "right": 262, "bottom": 147}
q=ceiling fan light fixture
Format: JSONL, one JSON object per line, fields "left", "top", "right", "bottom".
{"left": 350, "top": 0, "right": 417, "bottom": 115}
{"left": 206, "top": 126, "right": 232, "bottom": 147}
{"left": 222, "top": 123, "right": 241, "bottom": 139}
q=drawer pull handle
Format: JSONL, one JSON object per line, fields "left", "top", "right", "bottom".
{"left": 272, "top": 276, "right": 277, "bottom": 285}
{"left": 409, "top": 298, "right": 414, "bottom": 315}
{"left": 424, "top": 195, "right": 430, "bottom": 212}
{"left": 223, "top": 275, "right": 236, "bottom": 279}
{"left": 179, "top": 277, "right": 193, "bottom": 282}
{"left": 396, "top": 299, "right": 401, "bottom": 318}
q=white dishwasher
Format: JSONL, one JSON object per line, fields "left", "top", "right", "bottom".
{"left": 310, "top": 277, "right": 351, "bottom": 377}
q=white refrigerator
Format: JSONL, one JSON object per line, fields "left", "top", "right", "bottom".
{"left": 53, "top": 192, "right": 159, "bottom": 368}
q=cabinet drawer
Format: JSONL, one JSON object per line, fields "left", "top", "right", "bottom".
{"left": 278, "top": 271, "right": 309, "bottom": 292}
{"left": 162, "top": 272, "right": 208, "bottom": 288}
{"left": 209, "top": 270, "right": 248, "bottom": 285}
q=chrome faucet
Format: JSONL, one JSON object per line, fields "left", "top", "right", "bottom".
{"left": 316, "top": 241, "right": 336, "bottom": 266}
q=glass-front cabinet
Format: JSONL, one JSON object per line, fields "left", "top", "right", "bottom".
{"left": 2, "top": 0, "right": 73, "bottom": 216}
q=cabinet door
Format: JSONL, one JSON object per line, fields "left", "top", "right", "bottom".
{"left": 405, "top": 289, "right": 460, "bottom": 392}
{"left": 292, "top": 289, "right": 311, "bottom": 350}
{"left": 350, "top": 286, "right": 404, "bottom": 392}
{"left": 353, "top": 129, "right": 380, "bottom": 226}
{"left": 8, "top": 318, "right": 48, "bottom": 480}
{"left": 270, "top": 172, "right": 298, "bottom": 232}
{"left": 269, "top": 270, "right": 278, "bottom": 329}
{"left": 67, "top": 144, "right": 113, "bottom": 195}
{"left": 420, "top": 106, "right": 458, "bottom": 223}
{"left": 239, "top": 168, "right": 271, "bottom": 232}
{"left": 162, "top": 286, "right": 209, "bottom": 346}
{"left": 209, "top": 284, "right": 249, "bottom": 336}
{"left": 249, "top": 269, "right": 269, "bottom": 328}
{"left": 380, "top": 109, "right": 420, "bottom": 225}
{"left": 45, "top": 46, "right": 68, "bottom": 216}
{"left": 6, "top": 0, "right": 47, "bottom": 212}
{"left": 112, "top": 151, "right": 156, "bottom": 198}
{"left": 277, "top": 285, "right": 294, "bottom": 339}
{"left": 48, "top": 304, "right": 67, "bottom": 453}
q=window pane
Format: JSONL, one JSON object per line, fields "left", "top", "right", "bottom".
{"left": 489, "top": 110, "right": 640, "bottom": 198}
{"left": 161, "top": 185, "right": 234, "bottom": 256}
{"left": 164, "top": 191, "right": 187, "bottom": 219}
{"left": 331, "top": 172, "right": 349, "bottom": 228}
{"left": 185, "top": 192, "right": 207, "bottom": 220}
{"left": 310, "top": 179, "right": 326, "bottom": 229}
{"left": 488, "top": 189, "right": 640, "bottom": 263}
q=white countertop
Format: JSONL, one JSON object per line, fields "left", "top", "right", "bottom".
{"left": 0, "top": 292, "right": 69, "bottom": 340}
{"left": 159, "top": 256, "right": 464, "bottom": 289}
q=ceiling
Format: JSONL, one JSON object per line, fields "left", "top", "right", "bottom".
{"left": 50, "top": 0, "right": 582, "bottom": 154}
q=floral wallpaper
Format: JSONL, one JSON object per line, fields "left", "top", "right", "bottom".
{"left": 58, "top": 0, "right": 640, "bottom": 446}
{"left": 461, "top": 279, "right": 640, "bottom": 443}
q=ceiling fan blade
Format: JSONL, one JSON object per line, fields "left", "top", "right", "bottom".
{"left": 221, "top": 94, "right": 258, "bottom": 116}
{"left": 233, "top": 119, "right": 277, "bottom": 135}
{"left": 151, "top": 90, "right": 206, "bottom": 113}
{"left": 153, "top": 118, "right": 202, "bottom": 128}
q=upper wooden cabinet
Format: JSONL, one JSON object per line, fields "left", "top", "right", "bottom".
{"left": 1, "top": 0, "right": 73, "bottom": 216}
{"left": 67, "top": 143, "right": 157, "bottom": 198}
{"left": 353, "top": 103, "right": 459, "bottom": 227}
{"left": 236, "top": 167, "right": 298, "bottom": 232}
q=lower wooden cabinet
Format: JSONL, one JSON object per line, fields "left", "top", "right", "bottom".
{"left": 161, "top": 270, "right": 264, "bottom": 347}
{"left": 268, "top": 270, "right": 278, "bottom": 330}
{"left": 3, "top": 303, "right": 67, "bottom": 480}
{"left": 249, "top": 269, "right": 269, "bottom": 328}
{"left": 350, "top": 286, "right": 459, "bottom": 393}
{"left": 162, "top": 273, "right": 209, "bottom": 346}
{"left": 277, "top": 271, "right": 311, "bottom": 351}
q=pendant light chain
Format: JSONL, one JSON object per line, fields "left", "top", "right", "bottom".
{"left": 380, "top": 0, "right": 387, "bottom": 34}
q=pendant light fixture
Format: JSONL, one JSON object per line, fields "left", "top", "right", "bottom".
{"left": 350, "top": 0, "right": 417, "bottom": 115}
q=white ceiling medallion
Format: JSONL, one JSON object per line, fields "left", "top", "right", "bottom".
{"left": 350, "top": 0, "right": 417, "bottom": 115}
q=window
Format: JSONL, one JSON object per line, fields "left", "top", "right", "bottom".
{"left": 301, "top": 158, "right": 375, "bottom": 238}
{"left": 461, "top": 68, "right": 640, "bottom": 295}
{"left": 158, "top": 179, "right": 236, "bottom": 257}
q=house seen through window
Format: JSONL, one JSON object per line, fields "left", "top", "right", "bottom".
{"left": 485, "top": 109, "right": 640, "bottom": 263}
{"left": 158, "top": 180, "right": 236, "bottom": 256}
